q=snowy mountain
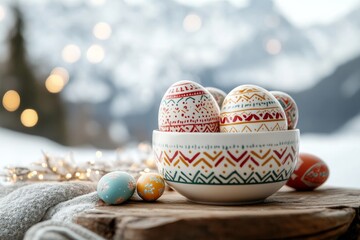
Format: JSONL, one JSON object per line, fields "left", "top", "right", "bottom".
{"left": 0, "top": 0, "right": 360, "bottom": 145}
{"left": 288, "top": 55, "right": 360, "bottom": 133}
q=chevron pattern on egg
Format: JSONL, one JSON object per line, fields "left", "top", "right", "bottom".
{"left": 271, "top": 91, "right": 299, "bottom": 130}
{"left": 220, "top": 85, "right": 288, "bottom": 133}
{"left": 219, "top": 123, "right": 283, "bottom": 133}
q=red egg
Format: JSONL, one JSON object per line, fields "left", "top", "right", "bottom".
{"left": 286, "top": 153, "right": 329, "bottom": 191}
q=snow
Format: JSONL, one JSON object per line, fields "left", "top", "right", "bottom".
{"left": 338, "top": 114, "right": 360, "bottom": 134}
{"left": 0, "top": 127, "right": 117, "bottom": 168}
{"left": 1, "top": 127, "right": 360, "bottom": 188}
{"left": 300, "top": 133, "right": 360, "bottom": 188}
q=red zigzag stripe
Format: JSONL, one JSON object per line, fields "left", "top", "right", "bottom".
{"left": 179, "top": 152, "right": 201, "bottom": 164}
{"left": 164, "top": 151, "right": 179, "bottom": 163}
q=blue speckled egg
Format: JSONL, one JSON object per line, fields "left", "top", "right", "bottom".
{"left": 97, "top": 171, "right": 136, "bottom": 205}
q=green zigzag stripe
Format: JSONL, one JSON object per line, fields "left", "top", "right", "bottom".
{"left": 161, "top": 99, "right": 175, "bottom": 105}
{"left": 200, "top": 95, "right": 210, "bottom": 101}
{"left": 162, "top": 169, "right": 292, "bottom": 185}
{"left": 162, "top": 97, "right": 196, "bottom": 106}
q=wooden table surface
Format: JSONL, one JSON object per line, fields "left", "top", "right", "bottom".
{"left": 76, "top": 187, "right": 360, "bottom": 240}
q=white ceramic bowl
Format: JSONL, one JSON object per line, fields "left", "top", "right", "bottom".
{"left": 153, "top": 130, "right": 300, "bottom": 205}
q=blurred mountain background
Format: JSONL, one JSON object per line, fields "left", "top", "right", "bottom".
{"left": 0, "top": 0, "right": 359, "bottom": 148}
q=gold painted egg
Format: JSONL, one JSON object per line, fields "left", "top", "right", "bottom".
{"left": 136, "top": 173, "right": 165, "bottom": 201}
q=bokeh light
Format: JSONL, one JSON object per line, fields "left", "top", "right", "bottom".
{"left": 45, "top": 74, "right": 66, "bottom": 93}
{"left": 51, "top": 67, "right": 69, "bottom": 83}
{"left": 2, "top": 90, "right": 20, "bottom": 112}
{"left": 0, "top": 5, "right": 5, "bottom": 22}
{"left": 62, "top": 44, "right": 81, "bottom": 63}
{"left": 183, "top": 13, "right": 202, "bottom": 33}
{"left": 95, "top": 150, "right": 103, "bottom": 158}
{"left": 93, "top": 22, "right": 112, "bottom": 40}
{"left": 265, "top": 38, "right": 282, "bottom": 55}
{"left": 20, "top": 109, "right": 38, "bottom": 127}
{"left": 86, "top": 44, "right": 105, "bottom": 63}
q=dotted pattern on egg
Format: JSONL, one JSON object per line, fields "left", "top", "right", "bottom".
{"left": 159, "top": 81, "right": 220, "bottom": 132}
{"left": 271, "top": 91, "right": 299, "bottom": 130}
{"left": 220, "top": 85, "right": 287, "bottom": 133}
{"left": 206, "top": 87, "right": 227, "bottom": 107}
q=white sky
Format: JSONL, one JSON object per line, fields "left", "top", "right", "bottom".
{"left": 176, "top": 0, "right": 360, "bottom": 27}
{"left": 1, "top": 0, "right": 359, "bottom": 27}
{"left": 274, "top": 0, "right": 360, "bottom": 27}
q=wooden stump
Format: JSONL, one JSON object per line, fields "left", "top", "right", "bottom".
{"left": 76, "top": 187, "right": 360, "bottom": 239}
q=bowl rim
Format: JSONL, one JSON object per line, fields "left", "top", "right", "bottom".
{"left": 153, "top": 129, "right": 300, "bottom": 137}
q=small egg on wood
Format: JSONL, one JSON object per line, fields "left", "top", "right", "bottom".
{"left": 137, "top": 173, "right": 165, "bottom": 201}
{"left": 286, "top": 153, "right": 329, "bottom": 191}
{"left": 97, "top": 171, "right": 136, "bottom": 205}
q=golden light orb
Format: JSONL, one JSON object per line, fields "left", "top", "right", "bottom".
{"left": 45, "top": 74, "right": 65, "bottom": 93}
{"left": 2, "top": 90, "right": 20, "bottom": 112}
{"left": 20, "top": 109, "right": 39, "bottom": 127}
{"left": 51, "top": 67, "right": 69, "bottom": 84}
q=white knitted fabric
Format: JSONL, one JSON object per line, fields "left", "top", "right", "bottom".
{"left": 0, "top": 181, "right": 103, "bottom": 240}
{"left": 24, "top": 220, "right": 105, "bottom": 240}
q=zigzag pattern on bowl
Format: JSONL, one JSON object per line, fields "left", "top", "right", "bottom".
{"left": 161, "top": 168, "right": 293, "bottom": 185}
{"left": 154, "top": 141, "right": 298, "bottom": 185}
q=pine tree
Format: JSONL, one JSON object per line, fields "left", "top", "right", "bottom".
{"left": 0, "top": 7, "right": 67, "bottom": 144}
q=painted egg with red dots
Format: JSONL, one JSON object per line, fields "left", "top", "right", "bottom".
{"left": 97, "top": 171, "right": 136, "bottom": 205}
{"left": 158, "top": 80, "right": 220, "bottom": 132}
{"left": 137, "top": 173, "right": 165, "bottom": 201}
{"left": 270, "top": 91, "right": 299, "bottom": 129}
{"left": 206, "top": 87, "right": 227, "bottom": 108}
{"left": 220, "top": 85, "right": 287, "bottom": 133}
{"left": 286, "top": 153, "right": 329, "bottom": 191}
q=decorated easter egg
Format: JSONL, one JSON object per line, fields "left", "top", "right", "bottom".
{"left": 271, "top": 91, "right": 299, "bottom": 129}
{"left": 220, "top": 85, "right": 287, "bottom": 133}
{"left": 286, "top": 153, "right": 329, "bottom": 191}
{"left": 206, "top": 87, "right": 227, "bottom": 107}
{"left": 158, "top": 80, "right": 220, "bottom": 132}
{"left": 137, "top": 173, "right": 165, "bottom": 201}
{"left": 97, "top": 171, "right": 136, "bottom": 205}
